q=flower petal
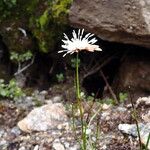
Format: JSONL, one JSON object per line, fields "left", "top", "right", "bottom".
{"left": 59, "top": 28, "right": 102, "bottom": 57}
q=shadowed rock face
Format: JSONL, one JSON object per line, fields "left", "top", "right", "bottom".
{"left": 113, "top": 52, "right": 150, "bottom": 99}
{"left": 69, "top": 0, "right": 150, "bottom": 48}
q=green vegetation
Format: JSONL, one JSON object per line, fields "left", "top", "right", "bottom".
{"left": 0, "top": 0, "right": 73, "bottom": 53}
{"left": 29, "top": 0, "right": 73, "bottom": 53}
{"left": 10, "top": 50, "right": 34, "bottom": 75}
{"left": 0, "top": 79, "right": 24, "bottom": 100}
{"left": 56, "top": 73, "right": 65, "bottom": 83}
{"left": 50, "top": 0, "right": 73, "bottom": 22}
{"left": 0, "top": 0, "right": 17, "bottom": 19}
{"left": 119, "top": 92, "right": 128, "bottom": 103}
{"left": 10, "top": 50, "right": 33, "bottom": 63}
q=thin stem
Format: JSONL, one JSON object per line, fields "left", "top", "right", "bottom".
{"left": 100, "top": 70, "right": 118, "bottom": 104}
{"left": 75, "top": 53, "right": 86, "bottom": 150}
{"left": 76, "top": 53, "right": 80, "bottom": 99}
{"left": 15, "top": 56, "right": 35, "bottom": 76}
{"left": 130, "top": 93, "right": 142, "bottom": 150}
{"left": 145, "top": 133, "right": 150, "bottom": 150}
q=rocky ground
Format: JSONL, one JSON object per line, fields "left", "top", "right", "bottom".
{"left": 0, "top": 89, "right": 150, "bottom": 150}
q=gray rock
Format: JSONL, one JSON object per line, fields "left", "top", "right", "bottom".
{"left": 118, "top": 123, "right": 150, "bottom": 149}
{"left": 118, "top": 123, "right": 144, "bottom": 137}
{"left": 0, "top": 140, "right": 8, "bottom": 150}
{"left": 40, "top": 90, "right": 48, "bottom": 96}
{"left": 18, "top": 146, "right": 26, "bottom": 150}
{"left": 52, "top": 95, "right": 62, "bottom": 103}
{"left": 64, "top": 142, "right": 70, "bottom": 148}
{"left": 18, "top": 103, "right": 68, "bottom": 132}
{"left": 136, "top": 96, "right": 150, "bottom": 107}
{"left": 0, "top": 129, "right": 5, "bottom": 138}
{"left": 101, "top": 112, "right": 111, "bottom": 120}
{"left": 142, "top": 110, "right": 150, "bottom": 122}
{"left": 11, "top": 126, "right": 21, "bottom": 136}
{"left": 0, "top": 139, "right": 7, "bottom": 146}
{"left": 69, "top": 144, "right": 80, "bottom": 150}
{"left": 69, "top": 0, "right": 150, "bottom": 48}
{"left": 52, "top": 142, "right": 65, "bottom": 150}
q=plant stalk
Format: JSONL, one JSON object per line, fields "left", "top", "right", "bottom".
{"left": 75, "top": 53, "right": 86, "bottom": 150}
{"left": 130, "top": 94, "right": 142, "bottom": 150}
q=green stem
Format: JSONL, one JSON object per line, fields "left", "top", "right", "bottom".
{"left": 130, "top": 94, "right": 142, "bottom": 150}
{"left": 76, "top": 53, "right": 80, "bottom": 99}
{"left": 75, "top": 53, "right": 86, "bottom": 150}
{"left": 145, "top": 133, "right": 150, "bottom": 150}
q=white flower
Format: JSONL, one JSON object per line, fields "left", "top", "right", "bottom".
{"left": 58, "top": 29, "right": 102, "bottom": 57}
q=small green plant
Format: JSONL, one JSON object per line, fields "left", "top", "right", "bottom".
{"left": 0, "top": 79, "right": 24, "bottom": 100}
{"left": 56, "top": 73, "right": 64, "bottom": 83}
{"left": 87, "top": 93, "right": 98, "bottom": 102}
{"left": 10, "top": 50, "right": 33, "bottom": 63}
{"left": 119, "top": 92, "right": 128, "bottom": 103}
{"left": 101, "top": 92, "right": 128, "bottom": 105}
{"left": 104, "top": 98, "right": 116, "bottom": 105}
{"left": 10, "top": 50, "right": 34, "bottom": 76}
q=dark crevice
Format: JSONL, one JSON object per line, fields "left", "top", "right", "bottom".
{"left": 81, "top": 38, "right": 150, "bottom": 98}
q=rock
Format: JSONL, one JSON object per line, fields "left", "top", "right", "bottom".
{"left": 102, "top": 104, "right": 112, "bottom": 110}
{"left": 69, "top": 145, "right": 80, "bottom": 150}
{"left": 0, "top": 139, "right": 7, "bottom": 146}
{"left": 142, "top": 110, "right": 150, "bottom": 122}
{"left": 18, "top": 103, "right": 68, "bottom": 132}
{"left": 33, "top": 145, "right": 39, "bottom": 150}
{"left": 11, "top": 126, "right": 21, "bottom": 136}
{"left": 118, "top": 123, "right": 144, "bottom": 136}
{"left": 118, "top": 123, "right": 150, "bottom": 149}
{"left": 52, "top": 142, "right": 65, "bottom": 150}
{"left": 100, "top": 105, "right": 130, "bottom": 125}
{"left": 101, "top": 112, "right": 111, "bottom": 121}
{"left": 136, "top": 96, "right": 150, "bottom": 107}
{"left": 64, "top": 142, "right": 70, "bottom": 149}
{"left": 37, "top": 90, "right": 48, "bottom": 101}
{"left": 39, "top": 90, "right": 48, "bottom": 96}
{"left": 18, "top": 146, "right": 26, "bottom": 150}
{"left": 69, "top": 0, "right": 150, "bottom": 48}
{"left": 113, "top": 56, "right": 150, "bottom": 98}
{"left": 0, "top": 129, "right": 5, "bottom": 138}
{"left": 0, "top": 140, "right": 8, "bottom": 150}
{"left": 52, "top": 95, "right": 62, "bottom": 103}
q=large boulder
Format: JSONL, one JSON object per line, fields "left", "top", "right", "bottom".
{"left": 113, "top": 53, "right": 150, "bottom": 98}
{"left": 18, "top": 103, "right": 68, "bottom": 132}
{"left": 69, "top": 0, "right": 150, "bottom": 48}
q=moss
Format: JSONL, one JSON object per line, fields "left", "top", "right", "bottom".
{"left": 50, "top": 0, "right": 73, "bottom": 21}
{"left": 26, "top": 0, "right": 39, "bottom": 14}
{"left": 39, "top": 9, "right": 50, "bottom": 30}
{"left": 0, "top": 0, "right": 73, "bottom": 53}
{"left": 39, "top": 41, "right": 47, "bottom": 53}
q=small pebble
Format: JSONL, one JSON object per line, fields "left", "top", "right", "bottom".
{"left": 0, "top": 129, "right": 5, "bottom": 138}
{"left": 33, "top": 145, "right": 39, "bottom": 150}
{"left": 53, "top": 142, "right": 65, "bottom": 150}
{"left": 64, "top": 142, "right": 70, "bottom": 148}
{"left": 18, "top": 146, "right": 26, "bottom": 150}
{"left": 11, "top": 126, "right": 21, "bottom": 136}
